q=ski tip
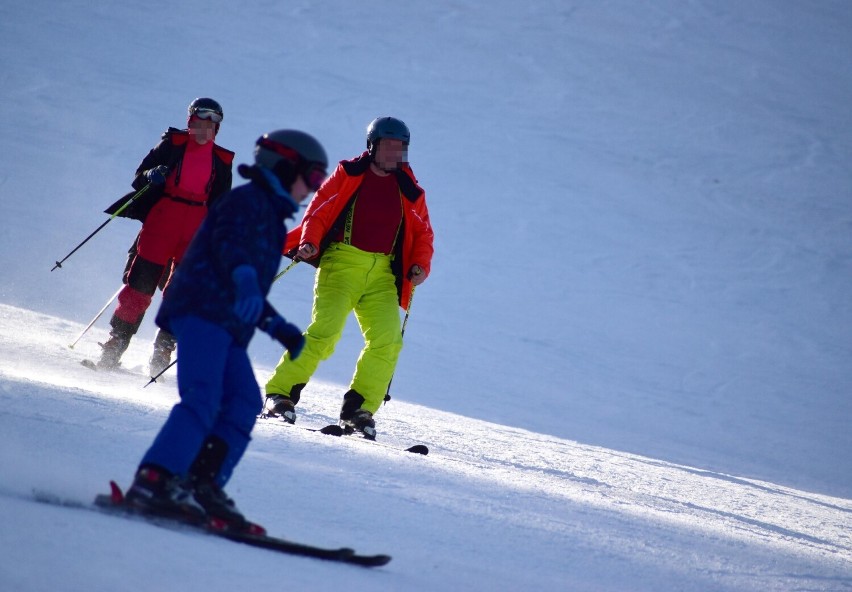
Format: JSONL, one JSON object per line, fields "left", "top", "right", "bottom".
{"left": 320, "top": 424, "right": 345, "bottom": 436}
{"left": 354, "top": 554, "right": 392, "bottom": 567}
{"left": 108, "top": 481, "right": 125, "bottom": 504}
{"left": 406, "top": 445, "right": 429, "bottom": 455}
{"left": 375, "top": 554, "right": 392, "bottom": 566}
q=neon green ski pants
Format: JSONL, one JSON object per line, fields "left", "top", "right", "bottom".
{"left": 265, "top": 242, "right": 403, "bottom": 413}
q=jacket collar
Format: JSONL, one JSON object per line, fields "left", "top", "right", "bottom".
{"left": 341, "top": 152, "right": 424, "bottom": 203}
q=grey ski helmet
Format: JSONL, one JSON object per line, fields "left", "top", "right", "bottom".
{"left": 188, "top": 97, "right": 224, "bottom": 123}
{"left": 366, "top": 117, "right": 410, "bottom": 155}
{"left": 255, "top": 130, "right": 329, "bottom": 190}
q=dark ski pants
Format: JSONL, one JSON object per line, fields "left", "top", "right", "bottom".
{"left": 140, "top": 315, "right": 262, "bottom": 487}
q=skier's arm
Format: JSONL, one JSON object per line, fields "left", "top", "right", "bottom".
{"left": 258, "top": 303, "right": 304, "bottom": 359}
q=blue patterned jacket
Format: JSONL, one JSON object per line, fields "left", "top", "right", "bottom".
{"left": 156, "top": 165, "right": 298, "bottom": 346}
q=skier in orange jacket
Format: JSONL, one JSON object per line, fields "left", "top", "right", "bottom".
{"left": 264, "top": 117, "right": 433, "bottom": 438}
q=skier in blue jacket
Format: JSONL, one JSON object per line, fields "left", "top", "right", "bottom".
{"left": 123, "top": 130, "right": 329, "bottom": 531}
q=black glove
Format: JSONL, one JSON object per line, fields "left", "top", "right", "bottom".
{"left": 145, "top": 165, "right": 170, "bottom": 185}
{"left": 259, "top": 315, "right": 305, "bottom": 360}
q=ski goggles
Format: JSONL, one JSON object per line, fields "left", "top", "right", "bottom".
{"left": 191, "top": 108, "right": 223, "bottom": 123}
{"left": 258, "top": 137, "right": 327, "bottom": 191}
{"left": 302, "top": 163, "right": 327, "bottom": 192}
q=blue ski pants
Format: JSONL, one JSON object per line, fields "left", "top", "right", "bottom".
{"left": 140, "top": 315, "right": 262, "bottom": 487}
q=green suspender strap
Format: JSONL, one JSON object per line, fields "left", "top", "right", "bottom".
{"left": 342, "top": 195, "right": 356, "bottom": 246}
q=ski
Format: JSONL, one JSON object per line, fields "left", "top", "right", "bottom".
{"left": 81, "top": 359, "right": 137, "bottom": 376}
{"left": 313, "top": 423, "right": 429, "bottom": 455}
{"left": 81, "top": 358, "right": 114, "bottom": 372}
{"left": 260, "top": 414, "right": 429, "bottom": 455}
{"left": 33, "top": 483, "right": 391, "bottom": 568}
{"left": 80, "top": 359, "right": 163, "bottom": 383}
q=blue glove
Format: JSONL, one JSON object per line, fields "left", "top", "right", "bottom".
{"left": 260, "top": 315, "right": 305, "bottom": 360}
{"left": 231, "top": 265, "right": 264, "bottom": 324}
{"left": 145, "top": 165, "right": 169, "bottom": 185}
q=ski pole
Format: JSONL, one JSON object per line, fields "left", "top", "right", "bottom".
{"left": 142, "top": 257, "right": 299, "bottom": 386}
{"left": 69, "top": 285, "right": 123, "bottom": 349}
{"left": 384, "top": 285, "right": 416, "bottom": 404}
{"left": 51, "top": 183, "right": 152, "bottom": 271}
{"left": 144, "top": 358, "right": 176, "bottom": 388}
{"left": 400, "top": 286, "right": 416, "bottom": 340}
{"left": 273, "top": 257, "right": 300, "bottom": 282}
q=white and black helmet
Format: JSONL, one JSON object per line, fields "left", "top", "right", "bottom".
{"left": 188, "top": 97, "right": 224, "bottom": 122}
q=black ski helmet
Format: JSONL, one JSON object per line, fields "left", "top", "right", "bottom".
{"left": 255, "top": 130, "right": 329, "bottom": 191}
{"left": 366, "top": 117, "right": 410, "bottom": 156}
{"left": 188, "top": 97, "right": 224, "bottom": 121}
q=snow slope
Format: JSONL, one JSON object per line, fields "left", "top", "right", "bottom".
{"left": 1, "top": 0, "right": 851, "bottom": 590}
{"left": 1, "top": 305, "right": 850, "bottom": 590}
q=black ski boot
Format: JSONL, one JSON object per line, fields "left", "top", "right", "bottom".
{"left": 124, "top": 465, "right": 205, "bottom": 523}
{"left": 97, "top": 317, "right": 138, "bottom": 369}
{"left": 264, "top": 395, "right": 296, "bottom": 423}
{"left": 263, "top": 384, "right": 304, "bottom": 424}
{"left": 97, "top": 335, "right": 129, "bottom": 369}
{"left": 339, "top": 390, "right": 377, "bottom": 440}
{"left": 193, "top": 482, "right": 252, "bottom": 532}
{"left": 149, "top": 329, "right": 176, "bottom": 379}
{"left": 189, "top": 436, "right": 259, "bottom": 534}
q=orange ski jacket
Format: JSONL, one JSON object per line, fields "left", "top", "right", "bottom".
{"left": 284, "top": 152, "right": 433, "bottom": 310}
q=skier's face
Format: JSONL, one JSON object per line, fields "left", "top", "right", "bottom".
{"left": 373, "top": 138, "right": 407, "bottom": 172}
{"left": 290, "top": 175, "right": 311, "bottom": 203}
{"left": 189, "top": 117, "right": 217, "bottom": 145}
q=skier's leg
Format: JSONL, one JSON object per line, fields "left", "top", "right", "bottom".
{"left": 139, "top": 316, "right": 230, "bottom": 476}
{"left": 264, "top": 245, "right": 361, "bottom": 397}
{"left": 99, "top": 256, "right": 165, "bottom": 368}
{"left": 207, "top": 346, "right": 262, "bottom": 488}
{"left": 350, "top": 257, "right": 403, "bottom": 414}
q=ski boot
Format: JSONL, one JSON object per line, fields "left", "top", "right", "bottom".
{"left": 148, "top": 329, "right": 176, "bottom": 379}
{"left": 124, "top": 465, "right": 205, "bottom": 523}
{"left": 264, "top": 395, "right": 296, "bottom": 423}
{"left": 339, "top": 390, "right": 376, "bottom": 440}
{"left": 189, "top": 436, "right": 264, "bottom": 535}
{"left": 263, "top": 384, "right": 304, "bottom": 424}
{"left": 97, "top": 317, "right": 137, "bottom": 369}
{"left": 97, "top": 334, "right": 130, "bottom": 369}
{"left": 192, "top": 482, "right": 259, "bottom": 533}
{"left": 341, "top": 409, "right": 376, "bottom": 440}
